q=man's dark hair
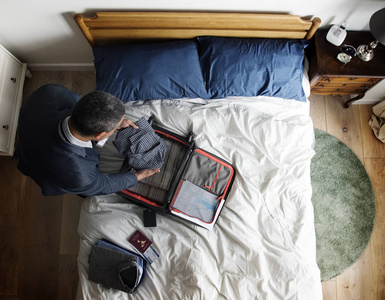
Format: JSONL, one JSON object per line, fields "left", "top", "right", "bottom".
{"left": 70, "top": 91, "right": 125, "bottom": 137}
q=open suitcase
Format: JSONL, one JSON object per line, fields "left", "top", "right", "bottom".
{"left": 117, "top": 116, "right": 236, "bottom": 230}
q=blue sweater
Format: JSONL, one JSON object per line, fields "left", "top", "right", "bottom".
{"left": 15, "top": 84, "right": 137, "bottom": 196}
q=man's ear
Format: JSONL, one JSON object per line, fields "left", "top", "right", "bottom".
{"left": 93, "top": 132, "right": 107, "bottom": 141}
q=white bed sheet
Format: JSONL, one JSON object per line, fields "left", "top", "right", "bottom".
{"left": 77, "top": 96, "right": 322, "bottom": 300}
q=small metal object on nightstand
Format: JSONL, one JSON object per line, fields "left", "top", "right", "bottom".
{"left": 357, "top": 41, "right": 377, "bottom": 61}
{"left": 337, "top": 45, "right": 356, "bottom": 64}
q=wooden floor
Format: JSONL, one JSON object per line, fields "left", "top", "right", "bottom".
{"left": 310, "top": 94, "right": 385, "bottom": 300}
{"left": 0, "top": 71, "right": 384, "bottom": 300}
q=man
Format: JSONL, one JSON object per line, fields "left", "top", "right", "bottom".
{"left": 15, "top": 84, "right": 159, "bottom": 196}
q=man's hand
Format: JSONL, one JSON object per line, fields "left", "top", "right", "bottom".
{"left": 135, "top": 169, "right": 160, "bottom": 181}
{"left": 118, "top": 119, "right": 139, "bottom": 130}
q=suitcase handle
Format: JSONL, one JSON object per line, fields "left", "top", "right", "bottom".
{"left": 187, "top": 131, "right": 194, "bottom": 143}
{"left": 148, "top": 115, "right": 155, "bottom": 126}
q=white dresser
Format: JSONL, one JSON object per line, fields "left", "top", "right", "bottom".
{"left": 0, "top": 44, "right": 28, "bottom": 156}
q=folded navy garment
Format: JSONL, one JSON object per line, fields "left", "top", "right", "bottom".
{"left": 88, "top": 240, "right": 146, "bottom": 294}
{"left": 113, "top": 117, "right": 167, "bottom": 170}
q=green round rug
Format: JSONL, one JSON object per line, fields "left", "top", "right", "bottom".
{"left": 311, "top": 129, "right": 376, "bottom": 282}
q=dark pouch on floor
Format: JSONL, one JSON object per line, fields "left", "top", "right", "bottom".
{"left": 117, "top": 116, "right": 236, "bottom": 229}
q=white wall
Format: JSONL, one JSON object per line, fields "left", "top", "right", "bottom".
{"left": 1, "top": 0, "right": 384, "bottom": 66}
{"left": 0, "top": 0, "right": 384, "bottom": 102}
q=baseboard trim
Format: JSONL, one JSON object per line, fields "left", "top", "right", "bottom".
{"left": 28, "top": 63, "right": 95, "bottom": 71}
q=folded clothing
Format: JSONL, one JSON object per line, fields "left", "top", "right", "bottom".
{"left": 88, "top": 240, "right": 146, "bottom": 294}
{"left": 113, "top": 117, "right": 168, "bottom": 170}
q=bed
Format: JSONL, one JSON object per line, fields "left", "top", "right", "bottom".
{"left": 74, "top": 12, "right": 322, "bottom": 299}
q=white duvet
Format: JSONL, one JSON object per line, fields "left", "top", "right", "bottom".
{"left": 77, "top": 96, "right": 322, "bottom": 300}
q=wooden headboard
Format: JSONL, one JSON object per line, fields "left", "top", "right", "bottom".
{"left": 74, "top": 12, "right": 321, "bottom": 47}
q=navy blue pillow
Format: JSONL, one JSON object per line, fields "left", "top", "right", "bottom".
{"left": 198, "top": 37, "right": 309, "bottom": 102}
{"left": 93, "top": 40, "right": 208, "bottom": 102}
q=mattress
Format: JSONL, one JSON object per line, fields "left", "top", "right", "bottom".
{"left": 77, "top": 96, "right": 322, "bottom": 299}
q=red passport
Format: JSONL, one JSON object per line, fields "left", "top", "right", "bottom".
{"left": 129, "top": 230, "right": 152, "bottom": 254}
{"left": 129, "top": 230, "right": 159, "bottom": 264}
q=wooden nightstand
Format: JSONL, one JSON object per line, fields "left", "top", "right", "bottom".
{"left": 308, "top": 30, "right": 385, "bottom": 107}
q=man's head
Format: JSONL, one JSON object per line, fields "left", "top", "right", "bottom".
{"left": 70, "top": 91, "right": 125, "bottom": 140}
